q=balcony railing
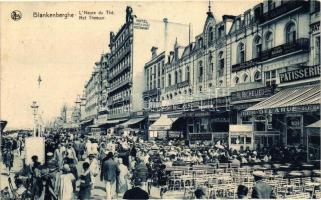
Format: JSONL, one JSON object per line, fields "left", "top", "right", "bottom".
{"left": 108, "top": 78, "right": 132, "bottom": 94}
{"left": 108, "top": 112, "right": 130, "bottom": 119}
{"left": 107, "top": 96, "right": 130, "bottom": 106}
{"left": 260, "top": 38, "right": 309, "bottom": 62}
{"left": 177, "top": 80, "right": 190, "bottom": 88}
{"left": 232, "top": 58, "right": 259, "bottom": 72}
{"left": 165, "top": 80, "right": 190, "bottom": 93}
{"left": 165, "top": 84, "right": 177, "bottom": 92}
{"left": 108, "top": 64, "right": 131, "bottom": 81}
{"left": 232, "top": 82, "right": 264, "bottom": 92}
{"left": 260, "top": 1, "right": 309, "bottom": 23}
{"left": 143, "top": 88, "right": 160, "bottom": 98}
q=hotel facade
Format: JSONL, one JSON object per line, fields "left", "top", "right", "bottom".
{"left": 144, "top": 0, "right": 320, "bottom": 153}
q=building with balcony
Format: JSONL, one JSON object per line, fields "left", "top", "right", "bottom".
{"left": 107, "top": 6, "right": 190, "bottom": 133}
{"left": 144, "top": 0, "right": 320, "bottom": 151}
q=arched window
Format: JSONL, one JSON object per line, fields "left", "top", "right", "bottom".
{"left": 253, "top": 36, "right": 262, "bottom": 58}
{"left": 218, "top": 80, "right": 223, "bottom": 86}
{"left": 235, "top": 77, "right": 239, "bottom": 84}
{"left": 168, "top": 74, "right": 171, "bottom": 86}
{"left": 218, "top": 51, "right": 224, "bottom": 77}
{"left": 265, "top": 32, "right": 273, "bottom": 49}
{"left": 238, "top": 43, "right": 245, "bottom": 63}
{"left": 286, "top": 23, "right": 296, "bottom": 43}
{"left": 254, "top": 71, "right": 262, "bottom": 82}
{"left": 243, "top": 74, "right": 249, "bottom": 82}
{"left": 186, "top": 66, "right": 190, "bottom": 82}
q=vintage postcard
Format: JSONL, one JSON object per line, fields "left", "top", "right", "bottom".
{"left": 0, "top": 0, "right": 320, "bottom": 199}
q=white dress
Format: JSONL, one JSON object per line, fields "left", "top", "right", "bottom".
{"left": 56, "top": 173, "right": 75, "bottom": 200}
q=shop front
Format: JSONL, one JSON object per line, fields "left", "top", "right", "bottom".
{"left": 243, "top": 84, "right": 320, "bottom": 147}
{"left": 148, "top": 114, "right": 180, "bottom": 140}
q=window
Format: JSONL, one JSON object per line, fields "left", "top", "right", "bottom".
{"left": 168, "top": 74, "right": 171, "bottom": 86}
{"left": 186, "top": 66, "right": 190, "bottom": 82}
{"left": 254, "top": 71, "right": 262, "bottom": 82}
{"left": 315, "top": 36, "right": 320, "bottom": 65}
{"left": 243, "top": 74, "right": 249, "bottom": 82}
{"left": 253, "top": 36, "right": 262, "bottom": 58}
{"left": 265, "top": 32, "right": 273, "bottom": 49}
{"left": 161, "top": 77, "right": 165, "bottom": 89}
{"left": 218, "top": 51, "right": 224, "bottom": 77}
{"left": 198, "top": 61, "right": 203, "bottom": 82}
{"left": 286, "top": 23, "right": 296, "bottom": 43}
{"left": 174, "top": 71, "right": 178, "bottom": 84}
{"left": 218, "top": 25, "right": 224, "bottom": 38}
{"left": 235, "top": 77, "right": 239, "bottom": 84}
{"left": 238, "top": 43, "right": 245, "bottom": 63}
{"left": 198, "top": 38, "right": 203, "bottom": 48}
{"left": 265, "top": 70, "right": 276, "bottom": 86}
{"left": 179, "top": 69, "right": 182, "bottom": 83}
{"left": 208, "top": 27, "right": 214, "bottom": 45}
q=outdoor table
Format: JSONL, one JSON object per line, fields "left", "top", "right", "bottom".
{"left": 302, "top": 164, "right": 314, "bottom": 168}
{"left": 313, "top": 170, "right": 321, "bottom": 176}
{"left": 288, "top": 172, "right": 302, "bottom": 177}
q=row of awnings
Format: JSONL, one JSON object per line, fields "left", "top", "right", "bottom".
{"left": 243, "top": 85, "right": 320, "bottom": 115}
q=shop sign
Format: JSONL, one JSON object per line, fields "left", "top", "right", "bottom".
{"left": 310, "top": 21, "right": 320, "bottom": 33}
{"left": 233, "top": 103, "right": 257, "bottom": 111}
{"left": 183, "top": 111, "right": 211, "bottom": 117}
{"left": 189, "top": 133, "right": 212, "bottom": 141}
{"left": 279, "top": 65, "right": 320, "bottom": 83}
{"left": 168, "top": 131, "right": 182, "bottom": 139}
{"left": 242, "top": 104, "right": 320, "bottom": 116}
{"left": 231, "top": 87, "right": 274, "bottom": 102}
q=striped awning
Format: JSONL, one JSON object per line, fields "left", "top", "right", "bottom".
{"left": 243, "top": 85, "right": 320, "bottom": 115}
{"left": 306, "top": 120, "right": 321, "bottom": 128}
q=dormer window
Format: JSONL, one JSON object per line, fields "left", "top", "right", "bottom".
{"left": 218, "top": 25, "right": 224, "bottom": 38}
{"left": 198, "top": 38, "right": 203, "bottom": 48}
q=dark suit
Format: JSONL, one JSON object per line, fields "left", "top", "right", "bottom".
{"left": 251, "top": 180, "right": 276, "bottom": 199}
{"left": 101, "top": 158, "right": 119, "bottom": 183}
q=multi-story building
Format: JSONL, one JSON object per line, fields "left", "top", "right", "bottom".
{"left": 107, "top": 6, "right": 190, "bottom": 130}
{"left": 143, "top": 47, "right": 164, "bottom": 110}
{"left": 146, "top": 0, "right": 320, "bottom": 151}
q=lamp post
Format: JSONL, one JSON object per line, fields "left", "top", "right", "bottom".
{"left": 31, "top": 101, "right": 39, "bottom": 137}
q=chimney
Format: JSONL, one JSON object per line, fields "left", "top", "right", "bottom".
{"left": 151, "top": 46, "right": 158, "bottom": 59}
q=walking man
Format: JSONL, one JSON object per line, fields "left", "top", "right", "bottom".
{"left": 101, "top": 152, "right": 119, "bottom": 199}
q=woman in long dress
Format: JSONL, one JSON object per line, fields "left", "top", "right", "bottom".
{"left": 117, "top": 158, "right": 130, "bottom": 196}
{"left": 55, "top": 164, "right": 75, "bottom": 200}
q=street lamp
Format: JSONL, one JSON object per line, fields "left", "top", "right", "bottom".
{"left": 31, "top": 101, "right": 39, "bottom": 137}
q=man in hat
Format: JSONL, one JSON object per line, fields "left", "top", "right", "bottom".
{"left": 123, "top": 177, "right": 149, "bottom": 199}
{"left": 251, "top": 171, "right": 276, "bottom": 199}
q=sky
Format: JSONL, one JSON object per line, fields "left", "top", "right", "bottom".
{"left": 0, "top": 0, "right": 260, "bottom": 129}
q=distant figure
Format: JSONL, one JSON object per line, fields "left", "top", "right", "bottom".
{"left": 123, "top": 178, "right": 149, "bottom": 200}
{"left": 117, "top": 158, "right": 130, "bottom": 197}
{"left": 251, "top": 171, "right": 276, "bottom": 199}
{"left": 237, "top": 185, "right": 248, "bottom": 199}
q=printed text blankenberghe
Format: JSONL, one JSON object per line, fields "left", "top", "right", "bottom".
{"left": 33, "top": 12, "right": 75, "bottom": 19}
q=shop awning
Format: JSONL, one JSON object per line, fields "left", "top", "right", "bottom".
{"left": 118, "top": 118, "right": 145, "bottom": 127}
{"left": 149, "top": 114, "right": 179, "bottom": 130}
{"left": 243, "top": 85, "right": 320, "bottom": 115}
{"left": 88, "top": 124, "right": 99, "bottom": 128}
{"left": 79, "top": 119, "right": 93, "bottom": 125}
{"left": 62, "top": 123, "right": 79, "bottom": 129}
{"left": 97, "top": 119, "right": 126, "bottom": 127}
{"left": 307, "top": 120, "right": 321, "bottom": 128}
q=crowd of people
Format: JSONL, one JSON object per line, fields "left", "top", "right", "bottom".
{"left": 0, "top": 129, "right": 318, "bottom": 199}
